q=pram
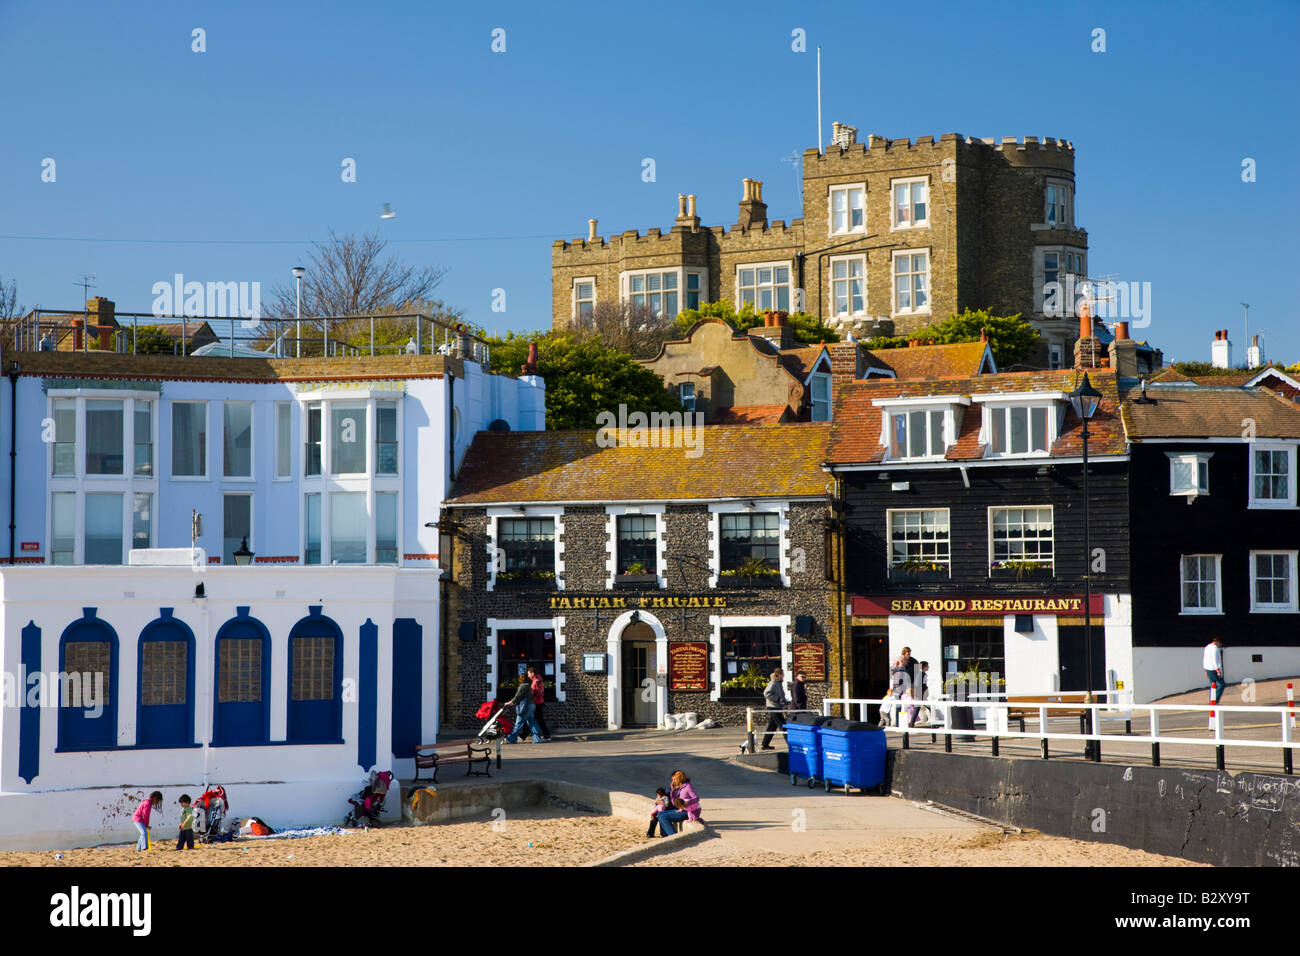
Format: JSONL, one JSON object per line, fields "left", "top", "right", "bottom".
{"left": 193, "top": 785, "right": 232, "bottom": 844}
{"left": 344, "top": 770, "right": 394, "bottom": 829}
{"left": 475, "top": 700, "right": 512, "bottom": 742}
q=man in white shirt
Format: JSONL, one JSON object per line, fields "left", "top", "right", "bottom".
{"left": 1203, "top": 637, "right": 1226, "bottom": 705}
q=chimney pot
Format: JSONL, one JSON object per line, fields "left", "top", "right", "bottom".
{"left": 1116, "top": 321, "right": 1129, "bottom": 341}
{"left": 687, "top": 194, "right": 696, "bottom": 218}
{"left": 587, "top": 218, "right": 597, "bottom": 242}
{"left": 677, "top": 194, "right": 687, "bottom": 217}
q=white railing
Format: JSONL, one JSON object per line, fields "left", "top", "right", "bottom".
{"left": 741, "top": 708, "right": 821, "bottom": 752}
{"left": 820, "top": 697, "right": 1298, "bottom": 774}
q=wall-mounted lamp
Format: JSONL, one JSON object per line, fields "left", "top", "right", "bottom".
{"left": 233, "top": 537, "right": 255, "bottom": 566}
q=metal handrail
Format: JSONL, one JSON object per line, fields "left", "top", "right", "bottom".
{"left": 821, "top": 696, "right": 1298, "bottom": 774}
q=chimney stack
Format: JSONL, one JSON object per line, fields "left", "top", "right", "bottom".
{"left": 751, "top": 310, "right": 794, "bottom": 349}
{"left": 831, "top": 122, "right": 858, "bottom": 149}
{"left": 1073, "top": 300, "right": 1102, "bottom": 369}
{"left": 1247, "top": 333, "right": 1265, "bottom": 368}
{"left": 1108, "top": 320, "right": 1138, "bottom": 379}
{"left": 587, "top": 219, "right": 598, "bottom": 243}
{"left": 828, "top": 341, "right": 861, "bottom": 381}
{"left": 674, "top": 193, "right": 700, "bottom": 231}
{"left": 736, "top": 178, "right": 768, "bottom": 230}
{"left": 1211, "top": 329, "right": 1232, "bottom": 370}
{"left": 87, "top": 297, "right": 117, "bottom": 351}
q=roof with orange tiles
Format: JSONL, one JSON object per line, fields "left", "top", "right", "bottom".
{"left": 7, "top": 349, "right": 458, "bottom": 383}
{"left": 708, "top": 404, "right": 794, "bottom": 425}
{"left": 1120, "top": 383, "right": 1300, "bottom": 439}
{"left": 776, "top": 345, "right": 830, "bottom": 381}
{"left": 447, "top": 424, "right": 835, "bottom": 505}
{"left": 867, "top": 340, "right": 995, "bottom": 380}
{"left": 827, "top": 368, "right": 1127, "bottom": 465}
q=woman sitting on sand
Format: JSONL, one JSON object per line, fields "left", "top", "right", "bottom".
{"left": 655, "top": 770, "right": 702, "bottom": 837}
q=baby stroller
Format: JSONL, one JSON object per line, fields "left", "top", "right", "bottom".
{"left": 344, "top": 770, "right": 394, "bottom": 829}
{"left": 194, "top": 785, "right": 231, "bottom": 844}
{"left": 475, "top": 700, "right": 512, "bottom": 742}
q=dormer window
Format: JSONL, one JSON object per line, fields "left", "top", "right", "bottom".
{"left": 1167, "top": 452, "right": 1212, "bottom": 497}
{"left": 872, "top": 396, "right": 968, "bottom": 461}
{"left": 974, "top": 392, "right": 1068, "bottom": 458}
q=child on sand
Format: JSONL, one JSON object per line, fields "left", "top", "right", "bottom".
{"left": 645, "top": 788, "right": 670, "bottom": 838}
{"left": 133, "top": 791, "right": 163, "bottom": 851}
{"left": 176, "top": 795, "right": 195, "bottom": 851}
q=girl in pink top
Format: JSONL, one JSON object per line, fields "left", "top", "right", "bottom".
{"left": 654, "top": 770, "right": 703, "bottom": 836}
{"left": 132, "top": 791, "right": 163, "bottom": 851}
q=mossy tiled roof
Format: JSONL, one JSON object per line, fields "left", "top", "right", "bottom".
{"left": 9, "top": 349, "right": 455, "bottom": 383}
{"left": 448, "top": 424, "right": 835, "bottom": 504}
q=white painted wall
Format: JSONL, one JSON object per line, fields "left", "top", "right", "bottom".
{"left": 1003, "top": 614, "right": 1058, "bottom": 694}
{"left": 0, "top": 564, "right": 437, "bottom": 850}
{"left": 888, "top": 616, "right": 941, "bottom": 684}
{"left": 1132, "top": 645, "right": 1300, "bottom": 703}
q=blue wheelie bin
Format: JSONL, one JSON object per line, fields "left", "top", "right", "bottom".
{"left": 820, "top": 718, "right": 886, "bottom": 795}
{"left": 786, "top": 714, "right": 829, "bottom": 788}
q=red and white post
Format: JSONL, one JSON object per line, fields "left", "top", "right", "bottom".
{"left": 1288, "top": 682, "right": 1295, "bottom": 729}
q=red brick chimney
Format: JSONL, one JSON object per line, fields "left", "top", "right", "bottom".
{"left": 751, "top": 310, "right": 793, "bottom": 349}
{"left": 828, "top": 342, "right": 861, "bottom": 380}
{"left": 1073, "top": 300, "right": 1102, "bottom": 369}
{"left": 87, "top": 297, "right": 117, "bottom": 351}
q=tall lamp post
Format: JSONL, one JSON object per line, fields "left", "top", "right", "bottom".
{"left": 292, "top": 266, "right": 306, "bottom": 358}
{"left": 1070, "top": 373, "right": 1103, "bottom": 762}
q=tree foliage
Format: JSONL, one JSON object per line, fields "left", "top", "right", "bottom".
{"left": 672, "top": 300, "right": 840, "bottom": 346}
{"left": 485, "top": 330, "right": 683, "bottom": 431}
{"left": 864, "top": 308, "right": 1039, "bottom": 368}
{"left": 113, "top": 325, "right": 197, "bottom": 355}
{"left": 576, "top": 299, "right": 680, "bottom": 360}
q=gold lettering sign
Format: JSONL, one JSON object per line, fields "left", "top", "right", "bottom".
{"left": 669, "top": 642, "right": 709, "bottom": 691}
{"left": 547, "top": 594, "right": 727, "bottom": 610}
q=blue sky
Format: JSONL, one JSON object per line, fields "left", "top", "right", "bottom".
{"left": 2, "top": 0, "right": 1297, "bottom": 363}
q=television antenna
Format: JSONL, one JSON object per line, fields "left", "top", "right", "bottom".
{"left": 73, "top": 274, "right": 96, "bottom": 352}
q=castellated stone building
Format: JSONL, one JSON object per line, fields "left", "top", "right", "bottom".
{"left": 552, "top": 123, "right": 1089, "bottom": 369}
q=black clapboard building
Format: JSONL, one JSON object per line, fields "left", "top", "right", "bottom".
{"left": 1123, "top": 381, "right": 1300, "bottom": 700}
{"left": 826, "top": 367, "right": 1132, "bottom": 703}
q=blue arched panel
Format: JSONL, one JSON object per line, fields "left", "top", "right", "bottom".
{"left": 358, "top": 619, "right": 378, "bottom": 771}
{"left": 19, "top": 621, "right": 41, "bottom": 782}
{"left": 287, "top": 606, "right": 343, "bottom": 744}
{"left": 57, "top": 608, "right": 119, "bottom": 751}
{"left": 391, "top": 618, "right": 422, "bottom": 760}
{"left": 136, "top": 609, "right": 195, "bottom": 749}
{"left": 212, "top": 607, "right": 271, "bottom": 747}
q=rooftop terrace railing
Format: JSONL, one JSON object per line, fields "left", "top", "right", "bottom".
{"left": 10, "top": 309, "right": 491, "bottom": 365}
{"left": 822, "top": 696, "right": 1299, "bottom": 776}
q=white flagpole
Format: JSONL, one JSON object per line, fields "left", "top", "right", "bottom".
{"left": 816, "top": 46, "right": 823, "bottom": 154}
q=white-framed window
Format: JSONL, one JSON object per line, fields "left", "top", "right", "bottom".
{"left": 572, "top": 277, "right": 596, "bottom": 323}
{"left": 873, "top": 397, "right": 965, "bottom": 461}
{"left": 891, "top": 177, "right": 929, "bottom": 229}
{"left": 989, "top": 506, "right": 1054, "bottom": 569}
{"left": 737, "top": 263, "right": 791, "bottom": 312}
{"left": 679, "top": 383, "right": 696, "bottom": 413}
{"left": 487, "top": 508, "right": 564, "bottom": 591}
{"left": 830, "top": 255, "right": 866, "bottom": 317}
{"left": 1180, "top": 554, "right": 1222, "bottom": 614}
{"left": 975, "top": 394, "right": 1066, "bottom": 457}
{"left": 888, "top": 509, "right": 950, "bottom": 568}
{"left": 621, "top": 268, "right": 705, "bottom": 319}
{"left": 1046, "top": 179, "right": 1074, "bottom": 228}
{"left": 889, "top": 408, "right": 946, "bottom": 459}
{"left": 892, "top": 250, "right": 929, "bottom": 315}
{"left": 275, "top": 402, "right": 292, "bottom": 479}
{"left": 1167, "top": 452, "right": 1213, "bottom": 497}
{"left": 828, "top": 184, "right": 866, "bottom": 235}
{"left": 1249, "top": 443, "right": 1297, "bottom": 508}
{"left": 172, "top": 401, "right": 208, "bottom": 478}
{"left": 223, "top": 402, "right": 253, "bottom": 479}
{"left": 1039, "top": 248, "right": 1086, "bottom": 314}
{"left": 298, "top": 392, "right": 404, "bottom": 565}
{"left": 809, "top": 373, "right": 831, "bottom": 422}
{"left": 48, "top": 392, "right": 158, "bottom": 565}
{"left": 1250, "top": 551, "right": 1298, "bottom": 612}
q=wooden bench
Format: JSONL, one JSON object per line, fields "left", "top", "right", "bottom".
{"left": 413, "top": 739, "right": 492, "bottom": 783}
{"left": 1005, "top": 695, "right": 1091, "bottom": 734}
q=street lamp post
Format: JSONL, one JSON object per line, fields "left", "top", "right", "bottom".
{"left": 292, "top": 266, "right": 305, "bottom": 358}
{"left": 1070, "top": 373, "right": 1103, "bottom": 763}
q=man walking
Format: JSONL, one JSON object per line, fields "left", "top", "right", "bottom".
{"left": 761, "top": 668, "right": 788, "bottom": 751}
{"left": 1204, "top": 637, "right": 1227, "bottom": 706}
{"left": 791, "top": 670, "right": 809, "bottom": 714}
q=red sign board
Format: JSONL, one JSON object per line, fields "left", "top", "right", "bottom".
{"left": 20, "top": 542, "right": 39, "bottom": 552}
{"left": 853, "top": 593, "right": 1106, "bottom": 617}
{"left": 669, "top": 641, "right": 709, "bottom": 691}
{"left": 792, "top": 643, "right": 827, "bottom": 681}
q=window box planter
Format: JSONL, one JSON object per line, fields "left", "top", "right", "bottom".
{"left": 614, "top": 573, "right": 659, "bottom": 589}
{"left": 988, "top": 564, "right": 1053, "bottom": 583}
{"left": 718, "top": 572, "right": 784, "bottom": 589}
{"left": 494, "top": 571, "right": 557, "bottom": 590}
{"left": 887, "top": 567, "right": 950, "bottom": 584}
